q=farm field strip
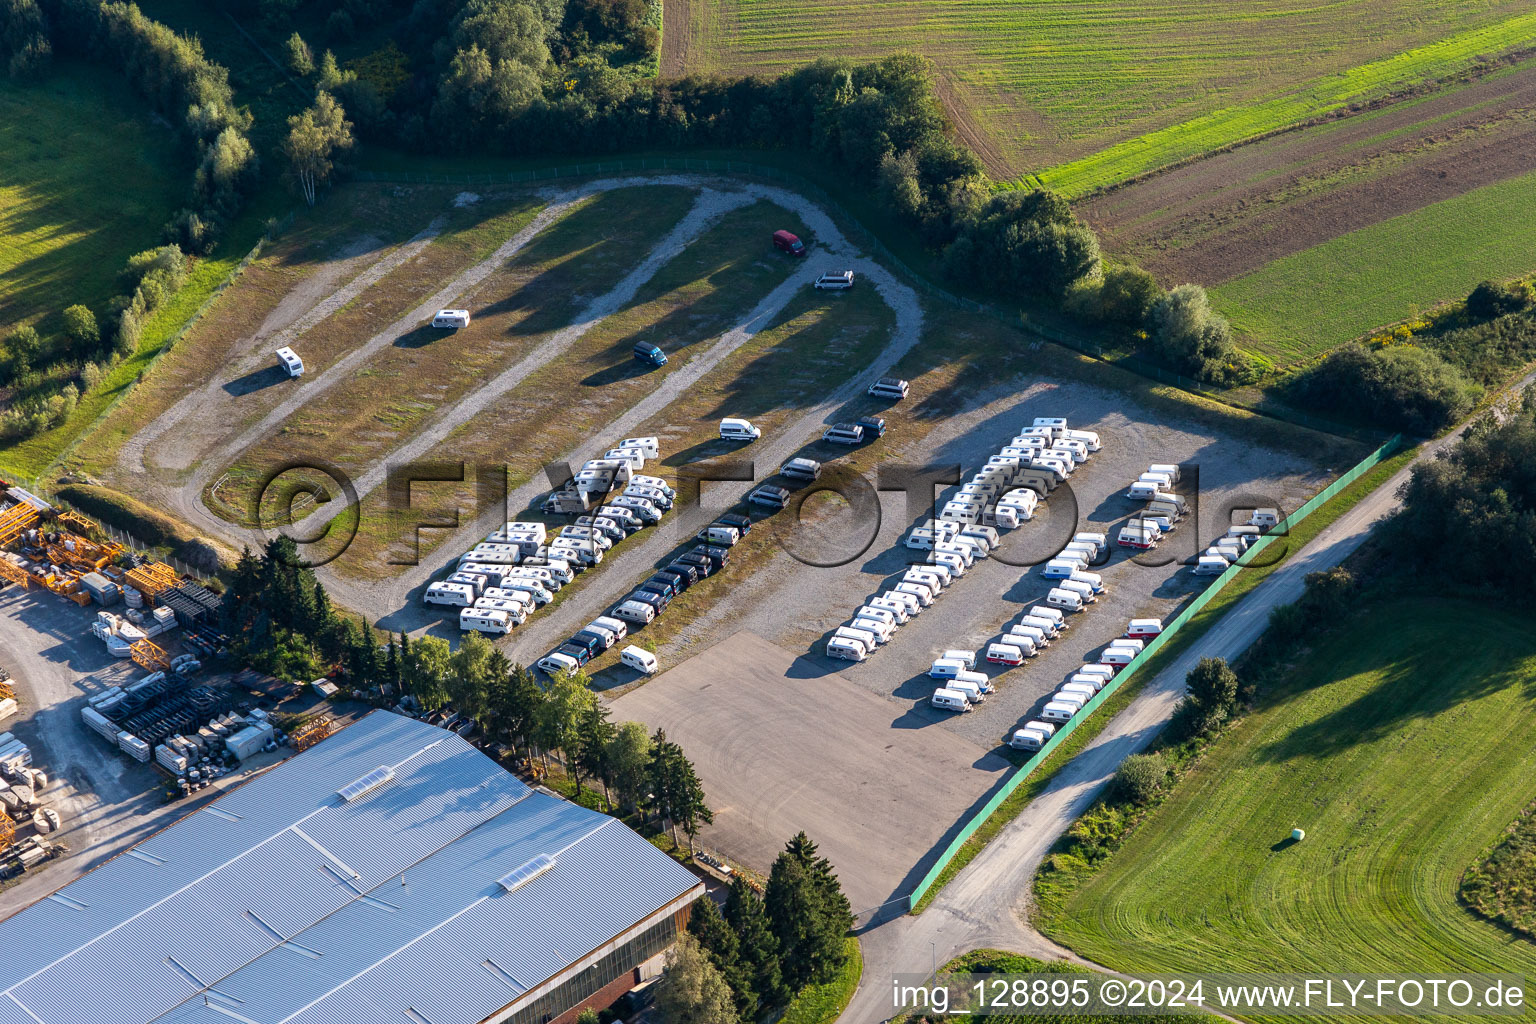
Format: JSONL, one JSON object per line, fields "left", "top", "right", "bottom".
{"left": 1210, "top": 166, "right": 1536, "bottom": 362}
{"left": 673, "top": 0, "right": 1532, "bottom": 177}
{"left": 1038, "top": 597, "right": 1536, "bottom": 1011}
{"left": 1035, "top": 8, "right": 1536, "bottom": 195}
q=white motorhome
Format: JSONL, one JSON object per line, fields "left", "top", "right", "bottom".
{"left": 424, "top": 582, "right": 475, "bottom": 607}
{"left": 275, "top": 346, "right": 304, "bottom": 378}
{"left": 459, "top": 608, "right": 513, "bottom": 635}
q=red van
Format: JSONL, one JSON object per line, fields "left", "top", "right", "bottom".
{"left": 772, "top": 229, "right": 806, "bottom": 256}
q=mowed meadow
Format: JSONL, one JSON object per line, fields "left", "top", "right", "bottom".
{"left": 1036, "top": 597, "right": 1536, "bottom": 1019}
{"left": 667, "top": 0, "right": 1536, "bottom": 187}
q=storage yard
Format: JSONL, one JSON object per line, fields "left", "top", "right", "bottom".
{"left": 20, "top": 171, "right": 1349, "bottom": 912}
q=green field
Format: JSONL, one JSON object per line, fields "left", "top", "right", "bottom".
{"left": 671, "top": 0, "right": 1533, "bottom": 183}
{"left": 0, "top": 62, "right": 185, "bottom": 338}
{"left": 1038, "top": 596, "right": 1536, "bottom": 1018}
{"left": 1211, "top": 168, "right": 1536, "bottom": 363}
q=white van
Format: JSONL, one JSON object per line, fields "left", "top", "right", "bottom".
{"left": 1040, "top": 702, "right": 1079, "bottom": 724}
{"left": 929, "top": 658, "right": 967, "bottom": 680}
{"left": 459, "top": 608, "right": 513, "bottom": 635}
{"left": 593, "top": 615, "right": 629, "bottom": 640}
{"left": 894, "top": 582, "right": 935, "bottom": 607}
{"left": 1250, "top": 508, "right": 1281, "bottom": 529}
{"left": 537, "top": 651, "right": 580, "bottom": 675}
{"left": 1046, "top": 588, "right": 1084, "bottom": 613}
{"left": 1058, "top": 579, "right": 1097, "bottom": 604}
{"left": 424, "top": 582, "right": 475, "bottom": 607}
{"left": 827, "top": 637, "right": 867, "bottom": 662}
{"left": 275, "top": 346, "right": 304, "bottom": 378}
{"left": 620, "top": 646, "right": 658, "bottom": 673}
{"left": 932, "top": 688, "right": 971, "bottom": 712}
{"left": 432, "top": 309, "right": 471, "bottom": 328}
{"left": 1010, "top": 723, "right": 1054, "bottom": 750}
{"left": 868, "top": 597, "right": 911, "bottom": 624}
{"left": 1032, "top": 416, "right": 1068, "bottom": 436}
{"left": 612, "top": 600, "right": 656, "bottom": 624}
{"left": 1195, "top": 555, "right": 1229, "bottom": 575}
{"left": 719, "top": 417, "right": 761, "bottom": 441}
{"left": 1063, "top": 429, "right": 1101, "bottom": 452}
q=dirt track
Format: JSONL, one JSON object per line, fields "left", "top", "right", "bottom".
{"left": 1085, "top": 64, "right": 1536, "bottom": 284}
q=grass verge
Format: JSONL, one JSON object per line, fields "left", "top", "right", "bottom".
{"left": 780, "top": 937, "right": 863, "bottom": 1024}
{"left": 908, "top": 443, "right": 1417, "bottom": 913}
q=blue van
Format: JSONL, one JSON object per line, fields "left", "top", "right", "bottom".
{"left": 633, "top": 342, "right": 667, "bottom": 367}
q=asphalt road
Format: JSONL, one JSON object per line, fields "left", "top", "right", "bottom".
{"left": 837, "top": 372, "right": 1536, "bottom": 1024}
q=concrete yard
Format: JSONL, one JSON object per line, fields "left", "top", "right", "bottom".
{"left": 608, "top": 630, "right": 1012, "bottom": 913}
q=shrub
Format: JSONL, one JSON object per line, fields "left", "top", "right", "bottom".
{"left": 284, "top": 30, "right": 312, "bottom": 76}
{"left": 1113, "top": 752, "right": 1166, "bottom": 806}
{"left": 1097, "top": 265, "right": 1160, "bottom": 324}
{"left": 2, "top": 0, "right": 50, "bottom": 78}
{"left": 574, "top": 1010, "right": 599, "bottom": 1024}
{"left": 1466, "top": 280, "right": 1529, "bottom": 322}
{"left": 1149, "top": 284, "right": 1239, "bottom": 382}
{"left": 61, "top": 304, "right": 99, "bottom": 347}
{"left": 1292, "top": 341, "right": 1478, "bottom": 435}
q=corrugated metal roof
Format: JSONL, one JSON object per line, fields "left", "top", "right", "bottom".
{"left": 0, "top": 712, "right": 701, "bottom": 1024}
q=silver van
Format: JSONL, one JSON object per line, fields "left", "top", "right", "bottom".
{"left": 822, "top": 422, "right": 865, "bottom": 445}
{"left": 612, "top": 600, "right": 656, "bottom": 624}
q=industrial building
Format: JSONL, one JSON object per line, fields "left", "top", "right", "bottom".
{"left": 0, "top": 711, "right": 704, "bottom": 1024}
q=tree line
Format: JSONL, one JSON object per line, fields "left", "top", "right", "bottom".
{"left": 660, "top": 832, "right": 854, "bottom": 1024}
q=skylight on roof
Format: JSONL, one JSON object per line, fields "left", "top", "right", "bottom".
{"left": 336, "top": 766, "right": 394, "bottom": 803}
{"left": 496, "top": 853, "right": 555, "bottom": 893}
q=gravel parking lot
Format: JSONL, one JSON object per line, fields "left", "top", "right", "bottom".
{"left": 608, "top": 630, "right": 1011, "bottom": 912}
{"left": 653, "top": 376, "right": 1329, "bottom": 749}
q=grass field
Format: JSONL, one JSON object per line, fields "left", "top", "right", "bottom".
{"left": 1036, "top": 595, "right": 1536, "bottom": 1014}
{"left": 0, "top": 61, "right": 185, "bottom": 338}
{"left": 1211, "top": 167, "right": 1536, "bottom": 363}
{"left": 669, "top": 0, "right": 1534, "bottom": 184}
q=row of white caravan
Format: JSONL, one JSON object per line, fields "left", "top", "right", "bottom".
{"left": 1005, "top": 617, "right": 1166, "bottom": 751}
{"left": 1118, "top": 463, "right": 1188, "bottom": 551}
{"left": 424, "top": 440, "right": 677, "bottom": 636}
{"left": 825, "top": 527, "right": 1004, "bottom": 663}
{"left": 936, "top": 417, "right": 1102, "bottom": 530}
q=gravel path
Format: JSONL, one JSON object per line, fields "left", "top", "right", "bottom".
{"left": 836, "top": 371, "right": 1536, "bottom": 1024}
